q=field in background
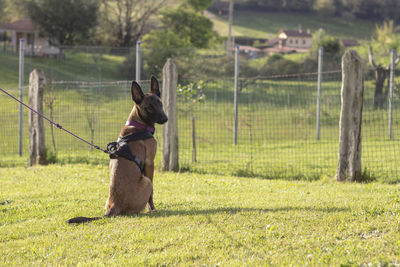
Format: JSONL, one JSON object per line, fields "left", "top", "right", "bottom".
{"left": 1, "top": 164, "right": 400, "bottom": 265}
{"left": 1, "top": 70, "right": 400, "bottom": 182}
{"left": 0, "top": 49, "right": 126, "bottom": 89}
{"left": 207, "top": 10, "right": 375, "bottom": 40}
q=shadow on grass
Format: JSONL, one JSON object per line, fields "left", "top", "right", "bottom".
{"left": 126, "top": 205, "right": 351, "bottom": 219}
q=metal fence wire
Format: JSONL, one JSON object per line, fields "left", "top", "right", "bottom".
{"left": 1, "top": 47, "right": 400, "bottom": 182}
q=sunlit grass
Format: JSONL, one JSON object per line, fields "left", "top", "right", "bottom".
{"left": 209, "top": 10, "right": 375, "bottom": 40}
{"left": 1, "top": 164, "right": 400, "bottom": 265}
{"left": 1, "top": 76, "right": 400, "bottom": 182}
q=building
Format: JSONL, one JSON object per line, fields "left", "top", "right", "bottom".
{"left": 277, "top": 29, "right": 312, "bottom": 49}
{"left": 264, "top": 27, "right": 312, "bottom": 55}
{"left": 0, "top": 19, "right": 59, "bottom": 56}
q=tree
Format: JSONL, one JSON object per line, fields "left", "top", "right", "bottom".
{"left": 0, "top": 0, "right": 30, "bottom": 23}
{"left": 313, "top": 0, "right": 336, "bottom": 16}
{"left": 160, "top": 4, "right": 216, "bottom": 49}
{"left": 0, "top": 0, "right": 6, "bottom": 24}
{"left": 368, "top": 46, "right": 400, "bottom": 108}
{"left": 368, "top": 21, "right": 400, "bottom": 108}
{"left": 139, "top": 0, "right": 218, "bottom": 77}
{"left": 98, "top": 0, "right": 166, "bottom": 47}
{"left": 27, "top": 0, "right": 99, "bottom": 45}
{"left": 142, "top": 30, "right": 192, "bottom": 77}
{"left": 308, "top": 30, "right": 342, "bottom": 72}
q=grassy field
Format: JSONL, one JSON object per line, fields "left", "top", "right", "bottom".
{"left": 208, "top": 10, "right": 376, "bottom": 40}
{"left": 1, "top": 164, "right": 400, "bottom": 265}
{"left": 1, "top": 74, "right": 400, "bottom": 182}
{"left": 0, "top": 49, "right": 126, "bottom": 88}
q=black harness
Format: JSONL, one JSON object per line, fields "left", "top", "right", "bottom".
{"left": 106, "top": 131, "right": 154, "bottom": 173}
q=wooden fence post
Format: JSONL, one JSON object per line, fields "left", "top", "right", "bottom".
{"left": 336, "top": 50, "right": 364, "bottom": 182}
{"left": 29, "top": 69, "right": 47, "bottom": 166}
{"left": 162, "top": 58, "right": 179, "bottom": 171}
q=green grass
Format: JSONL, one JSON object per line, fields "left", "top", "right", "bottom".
{"left": 0, "top": 50, "right": 126, "bottom": 89}
{"left": 1, "top": 164, "right": 400, "bottom": 265}
{"left": 209, "top": 10, "right": 376, "bottom": 40}
{"left": 2, "top": 76, "right": 400, "bottom": 183}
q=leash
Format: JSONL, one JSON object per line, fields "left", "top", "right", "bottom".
{"left": 0, "top": 87, "right": 107, "bottom": 153}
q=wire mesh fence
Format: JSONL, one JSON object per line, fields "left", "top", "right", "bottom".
{"left": 178, "top": 71, "right": 400, "bottom": 182}
{"left": 1, "top": 46, "right": 400, "bottom": 182}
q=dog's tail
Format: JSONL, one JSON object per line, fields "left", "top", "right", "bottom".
{"left": 66, "top": 216, "right": 102, "bottom": 224}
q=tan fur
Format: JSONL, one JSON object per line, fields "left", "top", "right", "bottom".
{"left": 105, "top": 105, "right": 157, "bottom": 216}
{"left": 66, "top": 77, "right": 166, "bottom": 224}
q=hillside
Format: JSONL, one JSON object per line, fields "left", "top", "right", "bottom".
{"left": 207, "top": 10, "right": 376, "bottom": 40}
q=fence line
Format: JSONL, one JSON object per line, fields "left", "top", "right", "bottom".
{"left": 1, "top": 45, "right": 399, "bottom": 182}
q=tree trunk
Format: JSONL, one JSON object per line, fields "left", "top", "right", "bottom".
{"left": 373, "top": 67, "right": 389, "bottom": 108}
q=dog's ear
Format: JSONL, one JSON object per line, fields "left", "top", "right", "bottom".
{"left": 150, "top": 76, "right": 161, "bottom": 97}
{"left": 131, "top": 81, "right": 144, "bottom": 104}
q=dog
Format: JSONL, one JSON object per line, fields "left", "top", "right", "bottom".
{"left": 67, "top": 76, "right": 168, "bottom": 224}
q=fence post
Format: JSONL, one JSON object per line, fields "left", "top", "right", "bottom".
{"left": 233, "top": 45, "right": 239, "bottom": 145}
{"left": 388, "top": 49, "right": 395, "bottom": 140}
{"left": 316, "top": 46, "right": 323, "bottom": 140}
{"left": 19, "top": 38, "right": 24, "bottom": 156}
{"left": 226, "top": 0, "right": 234, "bottom": 58}
{"left": 191, "top": 116, "right": 196, "bottom": 162}
{"left": 136, "top": 41, "right": 141, "bottom": 83}
{"left": 29, "top": 69, "right": 47, "bottom": 166}
{"left": 336, "top": 50, "right": 364, "bottom": 182}
{"left": 162, "top": 58, "right": 179, "bottom": 172}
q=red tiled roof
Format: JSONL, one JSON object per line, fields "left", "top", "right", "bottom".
{"left": 0, "top": 19, "right": 35, "bottom": 32}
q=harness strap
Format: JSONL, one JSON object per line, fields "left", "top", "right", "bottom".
{"left": 105, "top": 131, "right": 154, "bottom": 173}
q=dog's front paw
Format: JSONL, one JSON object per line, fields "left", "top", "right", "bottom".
{"left": 147, "top": 208, "right": 157, "bottom": 213}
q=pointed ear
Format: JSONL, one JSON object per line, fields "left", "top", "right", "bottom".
{"left": 131, "top": 81, "right": 144, "bottom": 104}
{"left": 150, "top": 76, "right": 161, "bottom": 97}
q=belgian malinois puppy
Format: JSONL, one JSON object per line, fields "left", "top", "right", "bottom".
{"left": 67, "top": 76, "right": 168, "bottom": 224}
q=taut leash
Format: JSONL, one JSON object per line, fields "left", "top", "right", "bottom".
{"left": 0, "top": 87, "right": 107, "bottom": 153}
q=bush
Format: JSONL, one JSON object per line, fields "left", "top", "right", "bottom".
{"left": 260, "top": 55, "right": 301, "bottom": 76}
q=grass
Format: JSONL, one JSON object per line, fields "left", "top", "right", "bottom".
{"left": 209, "top": 10, "right": 376, "bottom": 40}
{"left": 0, "top": 49, "right": 126, "bottom": 89}
{"left": 1, "top": 75, "right": 400, "bottom": 183}
{"left": 1, "top": 164, "right": 400, "bottom": 265}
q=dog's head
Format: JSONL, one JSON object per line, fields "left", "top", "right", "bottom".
{"left": 131, "top": 76, "right": 168, "bottom": 125}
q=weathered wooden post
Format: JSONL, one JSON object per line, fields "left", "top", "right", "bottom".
{"left": 162, "top": 58, "right": 179, "bottom": 171}
{"left": 29, "top": 69, "right": 47, "bottom": 166}
{"left": 336, "top": 50, "right": 364, "bottom": 182}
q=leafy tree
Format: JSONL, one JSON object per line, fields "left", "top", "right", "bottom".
{"left": 371, "top": 20, "right": 400, "bottom": 55}
{"left": 260, "top": 55, "right": 300, "bottom": 76}
{"left": 139, "top": 1, "right": 218, "bottom": 77}
{"left": 368, "top": 20, "right": 400, "bottom": 108}
{"left": 0, "top": 0, "right": 6, "bottom": 23}
{"left": 27, "top": 0, "right": 99, "bottom": 45}
{"left": 318, "top": 36, "right": 341, "bottom": 54}
{"left": 186, "top": 0, "right": 213, "bottom": 11}
{"left": 142, "top": 30, "right": 192, "bottom": 77}
{"left": 160, "top": 2, "right": 216, "bottom": 49}
{"left": 0, "top": 0, "right": 30, "bottom": 22}
{"left": 308, "top": 30, "right": 342, "bottom": 71}
{"left": 313, "top": 0, "right": 336, "bottom": 16}
{"left": 98, "top": 0, "right": 166, "bottom": 47}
